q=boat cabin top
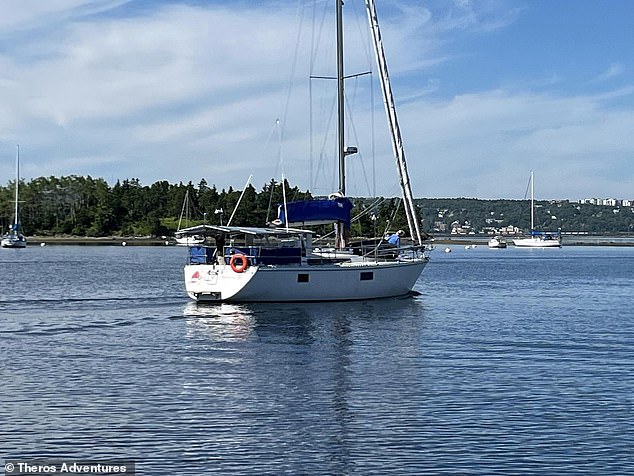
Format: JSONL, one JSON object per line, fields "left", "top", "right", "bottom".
{"left": 180, "top": 225, "right": 315, "bottom": 266}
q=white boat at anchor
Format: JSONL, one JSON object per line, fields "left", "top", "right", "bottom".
{"left": 175, "top": 234, "right": 205, "bottom": 246}
{"left": 488, "top": 236, "right": 507, "bottom": 248}
{"left": 182, "top": 224, "right": 426, "bottom": 302}
{"left": 181, "top": 0, "right": 429, "bottom": 303}
{"left": 1, "top": 145, "right": 27, "bottom": 249}
{"left": 514, "top": 231, "right": 561, "bottom": 248}
{"left": 513, "top": 172, "right": 561, "bottom": 248}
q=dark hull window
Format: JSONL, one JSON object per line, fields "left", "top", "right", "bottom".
{"left": 298, "top": 273, "right": 309, "bottom": 283}
{"left": 360, "top": 272, "right": 374, "bottom": 281}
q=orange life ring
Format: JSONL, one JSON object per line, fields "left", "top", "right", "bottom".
{"left": 229, "top": 253, "right": 248, "bottom": 273}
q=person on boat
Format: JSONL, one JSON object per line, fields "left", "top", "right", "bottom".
{"left": 387, "top": 230, "right": 404, "bottom": 247}
{"left": 214, "top": 234, "right": 226, "bottom": 264}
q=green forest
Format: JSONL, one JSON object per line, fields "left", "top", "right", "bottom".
{"left": 1, "top": 176, "right": 633, "bottom": 237}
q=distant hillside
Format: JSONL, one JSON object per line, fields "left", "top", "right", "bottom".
{"left": 416, "top": 198, "right": 634, "bottom": 235}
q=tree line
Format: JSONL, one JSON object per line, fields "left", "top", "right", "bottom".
{"left": 1, "top": 176, "right": 632, "bottom": 237}
{"left": 0, "top": 176, "right": 409, "bottom": 238}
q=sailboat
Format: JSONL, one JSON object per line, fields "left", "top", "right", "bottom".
{"left": 180, "top": 0, "right": 429, "bottom": 302}
{"left": 513, "top": 171, "right": 561, "bottom": 248}
{"left": 1, "top": 145, "right": 27, "bottom": 249}
{"left": 174, "top": 190, "right": 205, "bottom": 246}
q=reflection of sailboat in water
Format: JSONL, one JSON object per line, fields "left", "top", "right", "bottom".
{"left": 183, "top": 302, "right": 255, "bottom": 340}
{"left": 180, "top": 0, "right": 429, "bottom": 302}
{"left": 183, "top": 294, "right": 423, "bottom": 342}
{"left": 175, "top": 190, "right": 205, "bottom": 246}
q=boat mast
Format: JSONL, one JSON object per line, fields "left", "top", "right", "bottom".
{"left": 333, "top": 0, "right": 348, "bottom": 250}
{"left": 530, "top": 170, "right": 534, "bottom": 232}
{"left": 14, "top": 144, "right": 20, "bottom": 229}
{"left": 364, "top": 0, "right": 423, "bottom": 246}
{"left": 336, "top": 0, "right": 345, "bottom": 196}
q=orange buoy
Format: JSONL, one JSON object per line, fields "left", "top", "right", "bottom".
{"left": 229, "top": 253, "right": 248, "bottom": 273}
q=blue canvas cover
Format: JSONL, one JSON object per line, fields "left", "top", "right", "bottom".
{"left": 278, "top": 197, "right": 353, "bottom": 226}
{"left": 531, "top": 230, "right": 560, "bottom": 239}
{"left": 188, "top": 246, "right": 214, "bottom": 264}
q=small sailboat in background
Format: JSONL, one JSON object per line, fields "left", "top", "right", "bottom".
{"left": 1, "top": 145, "right": 27, "bottom": 249}
{"left": 513, "top": 171, "right": 561, "bottom": 248}
{"left": 174, "top": 189, "right": 205, "bottom": 246}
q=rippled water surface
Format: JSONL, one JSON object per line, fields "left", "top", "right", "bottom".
{"left": 1, "top": 245, "right": 633, "bottom": 474}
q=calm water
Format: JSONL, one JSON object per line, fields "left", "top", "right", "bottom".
{"left": 1, "top": 245, "right": 632, "bottom": 475}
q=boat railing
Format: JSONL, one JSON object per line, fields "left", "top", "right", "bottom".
{"left": 357, "top": 240, "right": 426, "bottom": 261}
{"left": 224, "top": 245, "right": 302, "bottom": 266}
{"left": 395, "top": 245, "right": 428, "bottom": 261}
{"left": 187, "top": 244, "right": 303, "bottom": 266}
{"left": 527, "top": 230, "right": 562, "bottom": 242}
{"left": 187, "top": 242, "right": 426, "bottom": 266}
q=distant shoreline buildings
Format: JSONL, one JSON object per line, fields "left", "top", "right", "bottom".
{"left": 437, "top": 197, "right": 634, "bottom": 236}
{"left": 579, "top": 198, "right": 633, "bottom": 207}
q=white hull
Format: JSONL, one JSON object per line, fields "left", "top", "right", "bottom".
{"left": 1, "top": 235, "right": 27, "bottom": 248}
{"left": 185, "top": 259, "right": 427, "bottom": 302}
{"left": 175, "top": 235, "right": 205, "bottom": 246}
{"left": 488, "top": 237, "right": 507, "bottom": 248}
{"left": 513, "top": 237, "right": 561, "bottom": 248}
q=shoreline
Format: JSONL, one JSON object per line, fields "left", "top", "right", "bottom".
{"left": 22, "top": 234, "right": 634, "bottom": 247}
{"left": 27, "top": 236, "right": 173, "bottom": 246}
{"left": 431, "top": 235, "right": 634, "bottom": 247}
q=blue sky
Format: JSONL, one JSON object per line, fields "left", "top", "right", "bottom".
{"left": 0, "top": 0, "right": 633, "bottom": 200}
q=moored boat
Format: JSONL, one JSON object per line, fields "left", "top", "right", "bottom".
{"left": 488, "top": 236, "right": 507, "bottom": 248}
{"left": 183, "top": 224, "right": 426, "bottom": 302}
{"left": 513, "top": 231, "right": 561, "bottom": 248}
{"left": 513, "top": 171, "right": 561, "bottom": 248}
{"left": 1, "top": 145, "right": 27, "bottom": 249}
{"left": 181, "top": 0, "right": 430, "bottom": 302}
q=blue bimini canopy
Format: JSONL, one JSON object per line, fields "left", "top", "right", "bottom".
{"left": 531, "top": 230, "right": 561, "bottom": 239}
{"left": 278, "top": 197, "right": 353, "bottom": 227}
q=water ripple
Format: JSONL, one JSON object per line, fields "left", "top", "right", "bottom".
{"left": 1, "top": 246, "right": 633, "bottom": 474}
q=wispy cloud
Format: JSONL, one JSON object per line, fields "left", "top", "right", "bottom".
{"left": 397, "top": 88, "right": 634, "bottom": 199}
{"left": 431, "top": 0, "right": 523, "bottom": 34}
{"left": 0, "top": 0, "right": 632, "bottom": 202}
{"left": 0, "top": 2, "right": 299, "bottom": 182}
{"left": 597, "top": 63, "right": 624, "bottom": 82}
{"left": 0, "top": 1, "right": 131, "bottom": 34}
